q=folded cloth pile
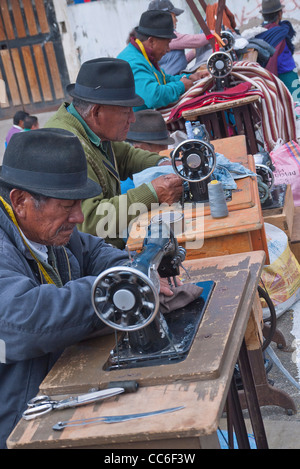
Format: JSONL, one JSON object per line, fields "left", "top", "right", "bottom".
{"left": 166, "top": 82, "right": 263, "bottom": 122}
{"left": 159, "top": 62, "right": 297, "bottom": 152}
{"left": 159, "top": 283, "right": 204, "bottom": 314}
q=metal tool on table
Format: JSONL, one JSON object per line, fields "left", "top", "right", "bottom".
{"left": 92, "top": 219, "right": 214, "bottom": 371}
{"left": 22, "top": 388, "right": 124, "bottom": 420}
{"left": 52, "top": 406, "right": 185, "bottom": 431}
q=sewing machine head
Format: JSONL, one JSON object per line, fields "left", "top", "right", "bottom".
{"left": 92, "top": 220, "right": 214, "bottom": 370}
{"left": 171, "top": 138, "right": 216, "bottom": 202}
{"left": 254, "top": 151, "right": 287, "bottom": 210}
{"left": 207, "top": 31, "right": 235, "bottom": 90}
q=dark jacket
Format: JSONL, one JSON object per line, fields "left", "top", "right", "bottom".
{"left": 0, "top": 204, "right": 128, "bottom": 448}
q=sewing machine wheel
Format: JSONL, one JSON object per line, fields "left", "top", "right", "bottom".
{"left": 92, "top": 266, "right": 159, "bottom": 332}
{"left": 220, "top": 31, "right": 235, "bottom": 52}
{"left": 171, "top": 139, "right": 216, "bottom": 183}
{"left": 207, "top": 51, "right": 233, "bottom": 78}
{"left": 256, "top": 163, "right": 274, "bottom": 189}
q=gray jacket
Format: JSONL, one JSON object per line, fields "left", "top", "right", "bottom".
{"left": 0, "top": 205, "right": 128, "bottom": 448}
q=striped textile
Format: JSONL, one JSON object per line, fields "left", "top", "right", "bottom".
{"left": 159, "top": 61, "right": 297, "bottom": 152}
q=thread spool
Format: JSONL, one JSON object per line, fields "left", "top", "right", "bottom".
{"left": 208, "top": 180, "right": 228, "bottom": 218}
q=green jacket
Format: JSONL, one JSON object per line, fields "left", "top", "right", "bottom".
{"left": 45, "top": 103, "right": 163, "bottom": 249}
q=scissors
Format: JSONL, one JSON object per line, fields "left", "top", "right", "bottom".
{"left": 22, "top": 387, "right": 125, "bottom": 420}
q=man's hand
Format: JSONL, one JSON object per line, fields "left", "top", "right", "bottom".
{"left": 180, "top": 76, "right": 194, "bottom": 91}
{"left": 189, "top": 70, "right": 210, "bottom": 82}
{"left": 151, "top": 174, "right": 183, "bottom": 204}
{"left": 159, "top": 276, "right": 183, "bottom": 296}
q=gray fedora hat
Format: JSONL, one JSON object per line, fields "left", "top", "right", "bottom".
{"left": 127, "top": 110, "right": 174, "bottom": 145}
{"left": 148, "top": 0, "right": 184, "bottom": 16}
{"left": 0, "top": 128, "right": 102, "bottom": 200}
{"left": 66, "top": 58, "right": 144, "bottom": 107}
{"left": 260, "top": 0, "right": 284, "bottom": 14}
{"left": 135, "top": 10, "right": 177, "bottom": 39}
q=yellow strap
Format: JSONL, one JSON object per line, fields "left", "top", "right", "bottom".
{"left": 0, "top": 196, "right": 55, "bottom": 284}
{"left": 135, "top": 38, "right": 166, "bottom": 85}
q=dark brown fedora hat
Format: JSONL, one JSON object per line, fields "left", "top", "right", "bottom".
{"left": 127, "top": 110, "right": 174, "bottom": 145}
{"left": 66, "top": 58, "right": 144, "bottom": 107}
{"left": 0, "top": 128, "right": 101, "bottom": 200}
{"left": 135, "top": 10, "right": 177, "bottom": 39}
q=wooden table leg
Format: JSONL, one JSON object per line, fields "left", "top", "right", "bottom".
{"left": 238, "top": 339, "right": 269, "bottom": 449}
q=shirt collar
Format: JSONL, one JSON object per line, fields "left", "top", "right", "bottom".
{"left": 67, "top": 102, "right": 101, "bottom": 146}
{"left": 20, "top": 229, "right": 48, "bottom": 263}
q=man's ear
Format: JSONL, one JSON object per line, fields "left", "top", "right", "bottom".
{"left": 9, "top": 189, "right": 32, "bottom": 219}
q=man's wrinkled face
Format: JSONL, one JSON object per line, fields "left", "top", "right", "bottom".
{"left": 10, "top": 190, "right": 84, "bottom": 246}
{"left": 96, "top": 105, "right": 136, "bottom": 142}
{"left": 151, "top": 37, "right": 171, "bottom": 62}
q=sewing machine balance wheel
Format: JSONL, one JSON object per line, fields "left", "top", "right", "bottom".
{"left": 92, "top": 266, "right": 159, "bottom": 332}
{"left": 171, "top": 139, "right": 216, "bottom": 183}
{"left": 207, "top": 51, "right": 233, "bottom": 78}
{"left": 220, "top": 30, "right": 235, "bottom": 52}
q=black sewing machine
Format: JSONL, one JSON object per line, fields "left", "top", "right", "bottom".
{"left": 171, "top": 138, "right": 217, "bottom": 203}
{"left": 254, "top": 152, "right": 287, "bottom": 210}
{"left": 207, "top": 30, "right": 235, "bottom": 91}
{"left": 92, "top": 220, "right": 214, "bottom": 371}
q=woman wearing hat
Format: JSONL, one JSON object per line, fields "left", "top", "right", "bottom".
{"left": 117, "top": 10, "right": 208, "bottom": 111}
{"left": 255, "top": 0, "right": 300, "bottom": 98}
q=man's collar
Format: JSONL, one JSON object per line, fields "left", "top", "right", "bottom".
{"left": 67, "top": 102, "right": 101, "bottom": 146}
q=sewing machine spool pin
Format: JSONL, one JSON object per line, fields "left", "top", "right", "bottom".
{"left": 171, "top": 139, "right": 216, "bottom": 202}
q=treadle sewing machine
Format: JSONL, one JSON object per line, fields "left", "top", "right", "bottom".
{"left": 92, "top": 219, "right": 214, "bottom": 371}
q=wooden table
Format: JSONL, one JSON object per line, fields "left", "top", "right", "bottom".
{"left": 181, "top": 95, "right": 261, "bottom": 155}
{"left": 7, "top": 252, "right": 268, "bottom": 449}
{"left": 127, "top": 135, "right": 269, "bottom": 264}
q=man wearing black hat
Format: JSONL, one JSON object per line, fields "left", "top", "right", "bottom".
{"left": 46, "top": 57, "right": 183, "bottom": 249}
{"left": 117, "top": 10, "right": 208, "bottom": 110}
{"left": 122, "top": 109, "right": 175, "bottom": 193}
{"left": 0, "top": 128, "right": 178, "bottom": 448}
{"left": 255, "top": 0, "right": 300, "bottom": 97}
{"left": 147, "top": 0, "right": 210, "bottom": 75}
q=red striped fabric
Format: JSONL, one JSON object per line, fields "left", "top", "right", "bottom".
{"left": 158, "top": 61, "right": 297, "bottom": 152}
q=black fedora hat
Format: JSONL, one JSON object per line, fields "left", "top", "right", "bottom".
{"left": 135, "top": 10, "right": 177, "bottom": 39}
{"left": 0, "top": 128, "right": 102, "bottom": 200}
{"left": 127, "top": 110, "right": 174, "bottom": 145}
{"left": 260, "top": 0, "right": 284, "bottom": 14}
{"left": 66, "top": 58, "right": 144, "bottom": 107}
{"left": 148, "top": 0, "right": 184, "bottom": 16}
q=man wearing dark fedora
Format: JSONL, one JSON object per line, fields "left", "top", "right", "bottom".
{"left": 121, "top": 109, "right": 174, "bottom": 193}
{"left": 254, "top": 0, "right": 300, "bottom": 97}
{"left": 45, "top": 57, "right": 183, "bottom": 249}
{"left": 117, "top": 10, "right": 208, "bottom": 110}
{"left": 147, "top": 1, "right": 210, "bottom": 75}
{"left": 0, "top": 128, "right": 179, "bottom": 448}
{"left": 0, "top": 128, "right": 125, "bottom": 448}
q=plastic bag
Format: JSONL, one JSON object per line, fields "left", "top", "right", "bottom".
{"left": 270, "top": 140, "right": 300, "bottom": 206}
{"left": 261, "top": 223, "right": 300, "bottom": 317}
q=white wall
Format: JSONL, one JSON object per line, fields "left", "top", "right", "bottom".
{"left": 61, "top": 0, "right": 300, "bottom": 72}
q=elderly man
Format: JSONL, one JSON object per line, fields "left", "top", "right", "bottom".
{"left": 45, "top": 57, "right": 183, "bottom": 249}
{"left": 0, "top": 128, "right": 177, "bottom": 448}
{"left": 117, "top": 10, "right": 208, "bottom": 111}
{"left": 255, "top": 0, "right": 300, "bottom": 97}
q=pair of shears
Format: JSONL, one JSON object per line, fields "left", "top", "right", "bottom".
{"left": 22, "top": 388, "right": 125, "bottom": 420}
